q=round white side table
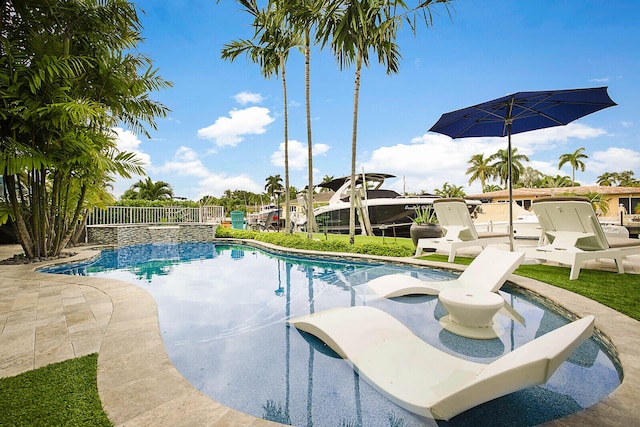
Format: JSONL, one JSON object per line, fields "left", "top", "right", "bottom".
{"left": 438, "top": 287, "right": 505, "bottom": 339}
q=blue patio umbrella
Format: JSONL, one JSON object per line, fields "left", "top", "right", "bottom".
{"left": 429, "top": 87, "right": 617, "bottom": 250}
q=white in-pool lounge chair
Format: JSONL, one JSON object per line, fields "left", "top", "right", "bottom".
{"left": 290, "top": 306, "right": 594, "bottom": 420}
{"left": 415, "top": 198, "right": 509, "bottom": 261}
{"left": 524, "top": 196, "right": 640, "bottom": 280}
{"left": 366, "top": 246, "right": 524, "bottom": 298}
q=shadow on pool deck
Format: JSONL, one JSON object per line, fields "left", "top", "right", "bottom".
{"left": 1, "top": 242, "right": 639, "bottom": 426}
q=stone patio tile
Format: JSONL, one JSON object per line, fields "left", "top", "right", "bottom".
{"left": 34, "top": 341, "right": 75, "bottom": 369}
{"left": 0, "top": 351, "right": 33, "bottom": 379}
{"left": 97, "top": 342, "right": 174, "bottom": 390}
{"left": 11, "top": 292, "right": 38, "bottom": 311}
{"left": 35, "top": 320, "right": 68, "bottom": 342}
{"left": 99, "top": 366, "right": 196, "bottom": 425}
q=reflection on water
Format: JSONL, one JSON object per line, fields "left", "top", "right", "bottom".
{"left": 43, "top": 242, "right": 621, "bottom": 426}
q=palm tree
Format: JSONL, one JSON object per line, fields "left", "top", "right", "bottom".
{"left": 319, "top": 175, "right": 334, "bottom": 192}
{"left": 583, "top": 191, "right": 610, "bottom": 215}
{"left": 596, "top": 172, "right": 616, "bottom": 186}
{"left": 540, "top": 174, "right": 573, "bottom": 188}
{"left": 466, "top": 153, "right": 495, "bottom": 192}
{"left": 320, "top": 1, "right": 402, "bottom": 244}
{"left": 1, "top": 0, "right": 168, "bottom": 258}
{"left": 434, "top": 182, "right": 466, "bottom": 198}
{"left": 275, "top": 0, "right": 330, "bottom": 238}
{"left": 221, "top": 0, "right": 302, "bottom": 233}
{"left": 558, "top": 147, "right": 588, "bottom": 187}
{"left": 128, "top": 178, "right": 174, "bottom": 200}
{"left": 488, "top": 148, "right": 530, "bottom": 187}
{"left": 617, "top": 170, "right": 640, "bottom": 187}
{"left": 321, "top": 0, "right": 452, "bottom": 244}
{"left": 265, "top": 174, "right": 284, "bottom": 196}
{"left": 483, "top": 184, "right": 503, "bottom": 192}
{"left": 519, "top": 166, "right": 544, "bottom": 188}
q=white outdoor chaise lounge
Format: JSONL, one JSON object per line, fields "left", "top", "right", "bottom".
{"left": 290, "top": 306, "right": 594, "bottom": 420}
{"left": 525, "top": 196, "right": 640, "bottom": 280}
{"left": 366, "top": 246, "right": 524, "bottom": 298}
{"left": 415, "top": 198, "right": 510, "bottom": 261}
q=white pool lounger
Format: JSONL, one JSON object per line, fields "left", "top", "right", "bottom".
{"left": 365, "top": 246, "right": 524, "bottom": 298}
{"left": 289, "top": 306, "right": 594, "bottom": 420}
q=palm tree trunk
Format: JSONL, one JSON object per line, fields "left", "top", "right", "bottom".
{"left": 4, "top": 173, "right": 35, "bottom": 258}
{"left": 304, "top": 29, "right": 316, "bottom": 237}
{"left": 281, "top": 54, "right": 291, "bottom": 234}
{"left": 58, "top": 184, "right": 87, "bottom": 252}
{"left": 349, "top": 55, "right": 363, "bottom": 245}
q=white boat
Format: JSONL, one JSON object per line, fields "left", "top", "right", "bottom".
{"left": 308, "top": 173, "right": 480, "bottom": 238}
{"left": 247, "top": 205, "right": 279, "bottom": 229}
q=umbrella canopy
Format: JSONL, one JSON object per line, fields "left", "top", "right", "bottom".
{"left": 429, "top": 87, "right": 617, "bottom": 250}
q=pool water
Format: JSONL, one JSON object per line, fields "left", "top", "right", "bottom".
{"left": 44, "top": 242, "right": 621, "bottom": 426}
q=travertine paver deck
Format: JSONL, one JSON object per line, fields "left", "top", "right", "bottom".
{"left": 1, "top": 242, "right": 639, "bottom": 426}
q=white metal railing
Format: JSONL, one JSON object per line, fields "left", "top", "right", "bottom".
{"left": 87, "top": 206, "right": 225, "bottom": 226}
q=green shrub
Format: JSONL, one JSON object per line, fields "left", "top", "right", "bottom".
{"left": 215, "top": 228, "right": 415, "bottom": 257}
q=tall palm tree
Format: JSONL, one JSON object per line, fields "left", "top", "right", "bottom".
{"left": 320, "top": 0, "right": 402, "bottom": 244}
{"left": 274, "top": 0, "right": 330, "bottom": 238}
{"left": 221, "top": 0, "right": 302, "bottom": 233}
{"left": 558, "top": 147, "right": 588, "bottom": 187}
{"left": 466, "top": 153, "right": 495, "bottom": 192}
{"left": 319, "top": 0, "right": 452, "bottom": 244}
{"left": 488, "top": 148, "right": 530, "bottom": 187}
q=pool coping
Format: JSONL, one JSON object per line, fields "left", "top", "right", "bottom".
{"left": 1, "top": 240, "right": 638, "bottom": 426}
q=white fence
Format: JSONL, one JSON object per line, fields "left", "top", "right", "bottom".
{"left": 87, "top": 205, "right": 225, "bottom": 226}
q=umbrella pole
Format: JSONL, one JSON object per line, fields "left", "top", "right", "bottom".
{"left": 507, "top": 120, "right": 514, "bottom": 252}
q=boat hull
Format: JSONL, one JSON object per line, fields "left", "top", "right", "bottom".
{"left": 313, "top": 199, "right": 437, "bottom": 238}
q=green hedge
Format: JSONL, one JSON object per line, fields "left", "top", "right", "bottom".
{"left": 214, "top": 228, "right": 415, "bottom": 257}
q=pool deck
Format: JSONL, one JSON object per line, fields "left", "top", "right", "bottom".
{"left": 1, "top": 241, "right": 639, "bottom": 426}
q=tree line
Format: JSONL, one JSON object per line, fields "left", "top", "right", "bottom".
{"left": 427, "top": 147, "right": 639, "bottom": 198}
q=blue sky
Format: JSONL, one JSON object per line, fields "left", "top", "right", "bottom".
{"left": 113, "top": 0, "right": 640, "bottom": 200}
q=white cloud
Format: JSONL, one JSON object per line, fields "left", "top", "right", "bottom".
{"left": 586, "top": 147, "right": 640, "bottom": 174}
{"left": 506, "top": 123, "right": 609, "bottom": 154}
{"left": 110, "top": 127, "right": 152, "bottom": 197}
{"left": 155, "top": 146, "right": 210, "bottom": 178}
{"left": 270, "top": 139, "right": 331, "bottom": 170}
{"left": 153, "top": 146, "right": 262, "bottom": 198}
{"left": 112, "top": 127, "right": 151, "bottom": 166}
{"left": 198, "top": 173, "right": 262, "bottom": 196}
{"left": 197, "top": 106, "right": 275, "bottom": 147}
{"left": 233, "top": 91, "right": 264, "bottom": 105}
{"left": 361, "top": 133, "right": 492, "bottom": 194}
{"left": 359, "top": 122, "right": 613, "bottom": 195}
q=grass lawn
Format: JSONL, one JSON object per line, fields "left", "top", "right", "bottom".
{"left": 0, "top": 354, "right": 111, "bottom": 426}
{"left": 2, "top": 231, "right": 638, "bottom": 423}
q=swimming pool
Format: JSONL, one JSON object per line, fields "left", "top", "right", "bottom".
{"left": 43, "top": 242, "right": 621, "bottom": 426}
